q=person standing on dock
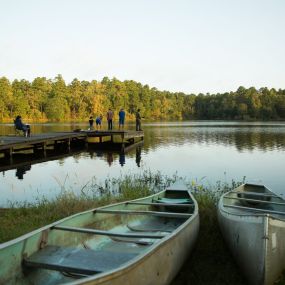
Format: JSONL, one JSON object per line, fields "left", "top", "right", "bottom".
{"left": 88, "top": 116, "right": 94, "bottom": 130}
{"left": 118, "top": 108, "right": 125, "bottom": 130}
{"left": 135, "top": 109, "right": 142, "bottom": 131}
{"left": 107, "top": 108, "right": 114, "bottom": 130}
{"left": 95, "top": 115, "right": 103, "bottom": 130}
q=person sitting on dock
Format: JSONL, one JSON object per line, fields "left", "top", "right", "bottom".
{"left": 95, "top": 115, "right": 103, "bottom": 130}
{"left": 118, "top": 108, "right": 125, "bottom": 130}
{"left": 14, "top": 115, "right": 31, "bottom": 137}
{"left": 88, "top": 116, "right": 94, "bottom": 130}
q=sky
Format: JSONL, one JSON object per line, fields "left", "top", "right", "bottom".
{"left": 0, "top": 0, "right": 285, "bottom": 94}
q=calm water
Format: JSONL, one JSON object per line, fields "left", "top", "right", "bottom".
{"left": 1, "top": 121, "right": 285, "bottom": 207}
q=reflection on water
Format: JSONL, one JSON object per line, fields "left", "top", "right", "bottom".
{"left": 0, "top": 121, "right": 285, "bottom": 206}
{"left": 136, "top": 146, "right": 142, "bottom": 167}
{"left": 15, "top": 165, "right": 31, "bottom": 180}
{"left": 142, "top": 125, "right": 285, "bottom": 153}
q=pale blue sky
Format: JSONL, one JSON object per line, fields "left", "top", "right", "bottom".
{"left": 0, "top": 0, "right": 284, "bottom": 93}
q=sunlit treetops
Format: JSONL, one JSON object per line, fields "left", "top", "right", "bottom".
{"left": 0, "top": 75, "right": 284, "bottom": 122}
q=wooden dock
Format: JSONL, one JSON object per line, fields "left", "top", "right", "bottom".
{"left": 84, "top": 130, "right": 144, "bottom": 152}
{"left": 0, "top": 130, "right": 144, "bottom": 161}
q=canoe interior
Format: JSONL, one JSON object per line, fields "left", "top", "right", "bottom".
{"left": 0, "top": 186, "right": 197, "bottom": 285}
{"left": 222, "top": 184, "right": 285, "bottom": 217}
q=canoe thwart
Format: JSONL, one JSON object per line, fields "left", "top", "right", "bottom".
{"left": 24, "top": 246, "right": 137, "bottom": 275}
{"left": 230, "top": 191, "right": 278, "bottom": 197}
{"left": 126, "top": 201, "right": 194, "bottom": 207}
{"left": 52, "top": 225, "right": 166, "bottom": 239}
{"left": 153, "top": 197, "right": 193, "bottom": 204}
{"left": 224, "top": 195, "right": 285, "bottom": 205}
{"left": 223, "top": 204, "right": 285, "bottom": 216}
{"left": 94, "top": 209, "right": 192, "bottom": 218}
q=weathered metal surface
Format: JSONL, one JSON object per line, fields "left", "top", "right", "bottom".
{"left": 218, "top": 183, "right": 285, "bottom": 285}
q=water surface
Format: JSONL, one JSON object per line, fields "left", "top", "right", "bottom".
{"left": 0, "top": 121, "right": 285, "bottom": 207}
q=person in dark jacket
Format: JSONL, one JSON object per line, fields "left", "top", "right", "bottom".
{"left": 135, "top": 109, "right": 142, "bottom": 131}
{"left": 14, "top": 115, "right": 31, "bottom": 137}
{"left": 89, "top": 116, "right": 94, "bottom": 130}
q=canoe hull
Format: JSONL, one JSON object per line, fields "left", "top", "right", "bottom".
{"left": 218, "top": 184, "right": 285, "bottom": 285}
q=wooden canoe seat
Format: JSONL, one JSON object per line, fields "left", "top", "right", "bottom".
{"left": 24, "top": 246, "right": 137, "bottom": 275}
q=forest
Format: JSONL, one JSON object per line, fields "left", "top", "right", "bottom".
{"left": 0, "top": 75, "right": 285, "bottom": 122}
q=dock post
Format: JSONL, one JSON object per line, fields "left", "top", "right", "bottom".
{"left": 9, "top": 148, "right": 13, "bottom": 164}
{"left": 4, "top": 148, "right": 13, "bottom": 164}
{"left": 67, "top": 138, "right": 71, "bottom": 151}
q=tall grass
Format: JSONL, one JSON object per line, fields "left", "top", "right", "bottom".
{"left": 0, "top": 171, "right": 178, "bottom": 243}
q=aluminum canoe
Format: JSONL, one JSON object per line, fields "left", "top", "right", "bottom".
{"left": 0, "top": 182, "right": 199, "bottom": 285}
{"left": 218, "top": 183, "right": 285, "bottom": 285}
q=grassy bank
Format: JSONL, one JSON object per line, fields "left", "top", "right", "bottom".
{"left": 1, "top": 172, "right": 282, "bottom": 284}
{"left": 0, "top": 171, "right": 175, "bottom": 243}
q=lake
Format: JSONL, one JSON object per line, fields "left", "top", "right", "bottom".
{"left": 1, "top": 121, "right": 285, "bottom": 207}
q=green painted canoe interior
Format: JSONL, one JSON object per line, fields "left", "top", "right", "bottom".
{"left": 0, "top": 188, "right": 196, "bottom": 285}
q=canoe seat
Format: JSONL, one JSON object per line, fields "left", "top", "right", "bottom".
{"left": 153, "top": 198, "right": 193, "bottom": 204}
{"left": 23, "top": 245, "right": 137, "bottom": 275}
{"left": 237, "top": 192, "right": 271, "bottom": 207}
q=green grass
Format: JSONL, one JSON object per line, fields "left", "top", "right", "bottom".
{"left": 0, "top": 171, "right": 176, "bottom": 243}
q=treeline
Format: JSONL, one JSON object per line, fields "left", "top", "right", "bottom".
{"left": 0, "top": 75, "right": 284, "bottom": 121}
